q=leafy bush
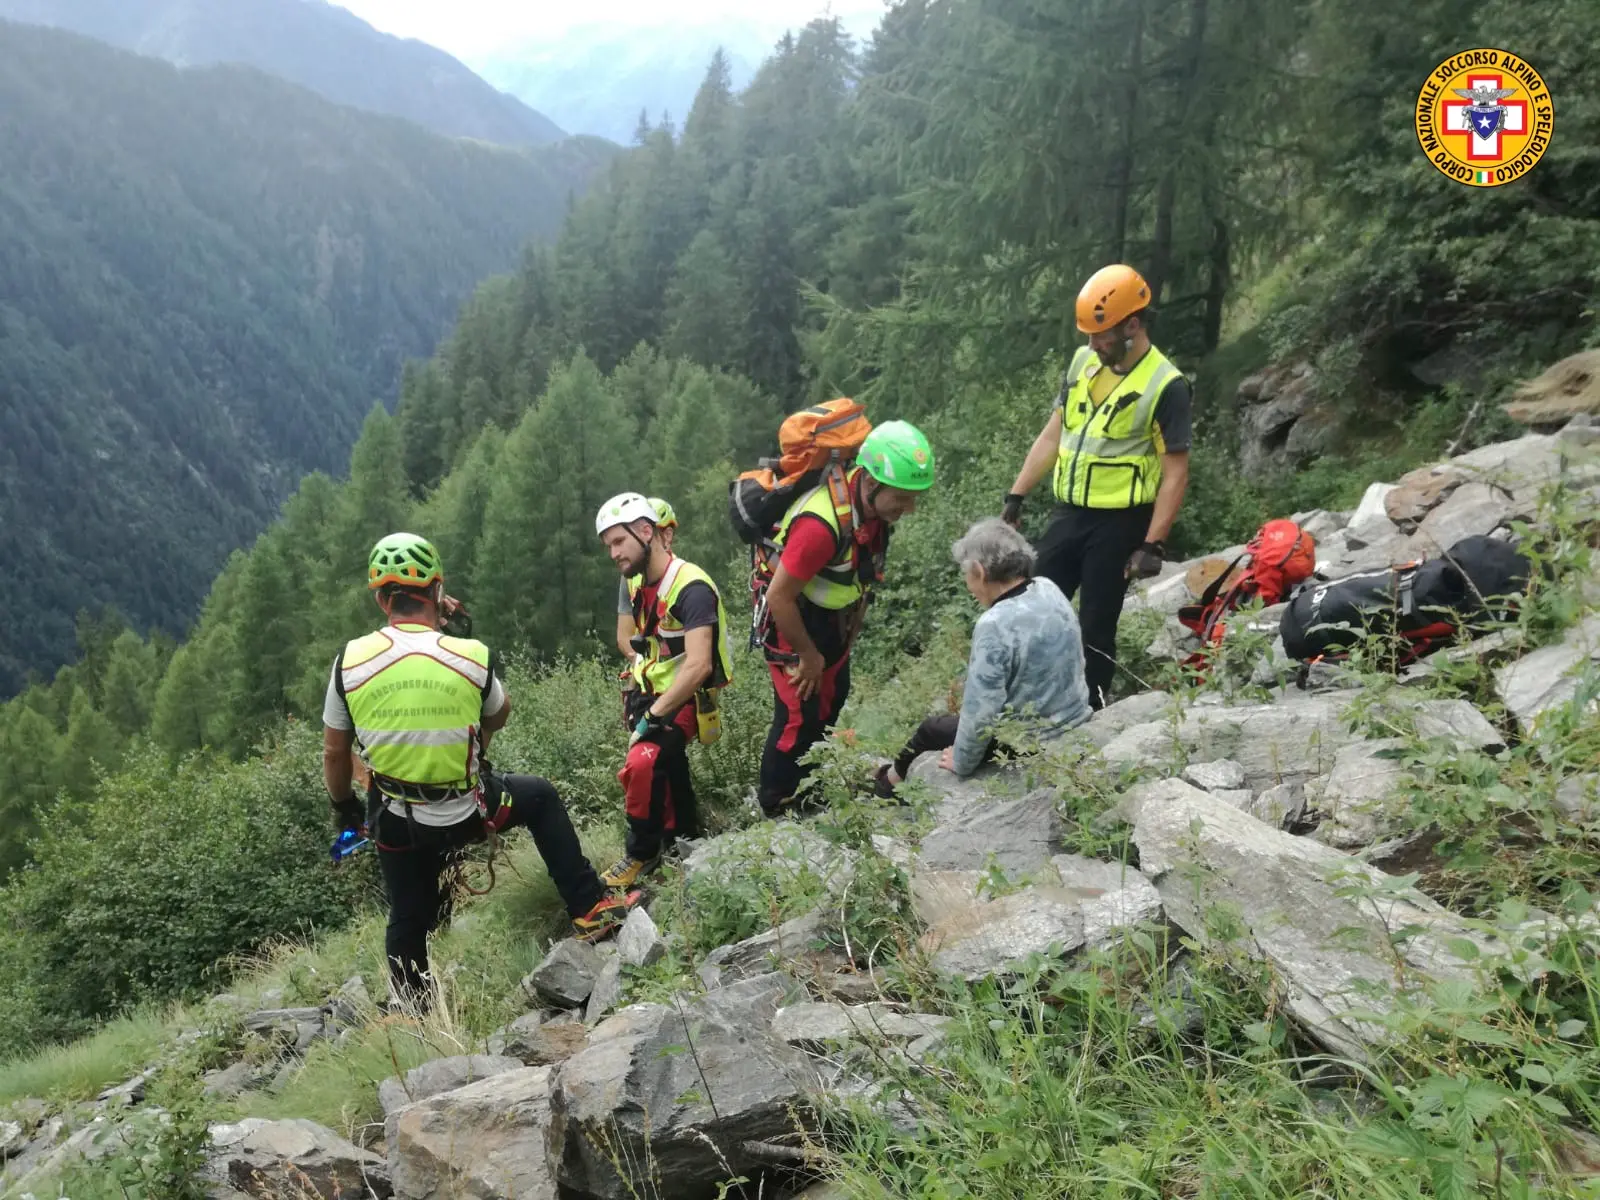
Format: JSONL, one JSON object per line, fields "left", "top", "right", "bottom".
{"left": 0, "top": 724, "right": 370, "bottom": 1052}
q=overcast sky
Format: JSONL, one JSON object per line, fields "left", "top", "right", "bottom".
{"left": 334, "top": 0, "right": 884, "bottom": 58}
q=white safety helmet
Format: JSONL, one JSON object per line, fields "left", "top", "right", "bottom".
{"left": 595, "top": 491, "right": 658, "bottom": 537}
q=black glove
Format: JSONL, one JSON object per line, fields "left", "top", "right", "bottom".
{"left": 1002, "top": 493, "right": 1025, "bottom": 528}
{"left": 630, "top": 710, "right": 671, "bottom": 745}
{"left": 332, "top": 792, "right": 364, "bottom": 834}
{"left": 1126, "top": 541, "right": 1167, "bottom": 581}
{"left": 440, "top": 600, "right": 473, "bottom": 638}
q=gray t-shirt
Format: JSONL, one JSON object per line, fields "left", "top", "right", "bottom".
{"left": 323, "top": 651, "right": 507, "bottom": 828}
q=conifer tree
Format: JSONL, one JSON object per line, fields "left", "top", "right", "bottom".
{"left": 59, "top": 685, "right": 124, "bottom": 798}
{"left": 98, "top": 630, "right": 160, "bottom": 738}
{"left": 150, "top": 641, "right": 214, "bottom": 757}
{"left": 0, "top": 706, "right": 62, "bottom": 871}
{"left": 472, "top": 353, "right": 635, "bottom": 655}
{"left": 662, "top": 230, "right": 744, "bottom": 371}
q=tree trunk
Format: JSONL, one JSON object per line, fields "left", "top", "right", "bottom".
{"left": 1202, "top": 215, "right": 1229, "bottom": 352}
{"left": 1148, "top": 170, "right": 1177, "bottom": 302}
{"left": 1147, "top": 0, "right": 1211, "bottom": 301}
{"left": 1108, "top": 0, "right": 1146, "bottom": 264}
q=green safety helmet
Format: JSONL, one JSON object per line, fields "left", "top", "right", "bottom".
{"left": 858, "top": 420, "right": 935, "bottom": 492}
{"left": 648, "top": 497, "right": 678, "bottom": 528}
{"left": 368, "top": 532, "right": 443, "bottom": 591}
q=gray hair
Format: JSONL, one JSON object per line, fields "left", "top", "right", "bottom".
{"left": 951, "top": 517, "right": 1036, "bottom": 583}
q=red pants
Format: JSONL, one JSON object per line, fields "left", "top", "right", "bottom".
{"left": 759, "top": 653, "right": 851, "bottom": 810}
{"left": 618, "top": 704, "right": 699, "bottom": 860}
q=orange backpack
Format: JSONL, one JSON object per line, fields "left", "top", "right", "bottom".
{"left": 728, "top": 398, "right": 873, "bottom": 546}
{"left": 1177, "top": 518, "right": 1317, "bottom": 664}
{"left": 729, "top": 399, "right": 874, "bottom": 652}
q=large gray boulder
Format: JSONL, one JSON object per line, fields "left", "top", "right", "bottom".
{"left": 1182, "top": 760, "right": 1247, "bottom": 792}
{"left": 617, "top": 906, "right": 667, "bottom": 968}
{"left": 698, "top": 910, "right": 848, "bottom": 990}
{"left": 1100, "top": 692, "right": 1503, "bottom": 794}
{"left": 242, "top": 1008, "right": 327, "bottom": 1054}
{"left": 488, "top": 1012, "right": 591, "bottom": 1066}
{"left": 378, "top": 1055, "right": 524, "bottom": 1118}
{"left": 1129, "top": 780, "right": 1495, "bottom": 1061}
{"left": 917, "top": 788, "right": 1064, "bottom": 877}
{"left": 1306, "top": 740, "right": 1412, "bottom": 850}
{"left": 389, "top": 1066, "right": 556, "bottom": 1200}
{"left": 1407, "top": 481, "right": 1518, "bottom": 555}
{"left": 525, "top": 939, "right": 604, "bottom": 1008}
{"left": 1496, "top": 612, "right": 1600, "bottom": 733}
{"left": 1344, "top": 482, "right": 1399, "bottom": 548}
{"left": 1450, "top": 432, "right": 1600, "bottom": 497}
{"left": 206, "top": 1118, "right": 390, "bottom": 1199}
{"left": 917, "top": 876, "right": 1162, "bottom": 982}
{"left": 585, "top": 957, "right": 626, "bottom": 1024}
{"left": 684, "top": 824, "right": 856, "bottom": 898}
{"left": 1082, "top": 691, "right": 1179, "bottom": 749}
{"left": 547, "top": 992, "right": 820, "bottom": 1200}
{"left": 771, "top": 1002, "right": 949, "bottom": 1050}
{"left": 903, "top": 753, "right": 1044, "bottom": 822}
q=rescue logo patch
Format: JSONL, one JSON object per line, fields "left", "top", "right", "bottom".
{"left": 1415, "top": 48, "right": 1553, "bottom": 187}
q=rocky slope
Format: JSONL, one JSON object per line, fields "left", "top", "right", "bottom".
{"left": 5, "top": 417, "right": 1600, "bottom": 1196}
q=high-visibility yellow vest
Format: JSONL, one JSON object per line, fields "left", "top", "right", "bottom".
{"left": 626, "top": 557, "right": 734, "bottom": 697}
{"left": 1052, "top": 345, "right": 1182, "bottom": 509}
{"left": 773, "top": 466, "right": 870, "bottom": 611}
{"left": 339, "top": 623, "right": 492, "bottom": 796}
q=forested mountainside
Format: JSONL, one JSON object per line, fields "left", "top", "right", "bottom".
{"left": 0, "top": 20, "right": 616, "bottom": 696}
{"left": 0, "top": 0, "right": 1594, "bottom": 1051}
{"left": 0, "top": 0, "right": 565, "bottom": 145}
{"left": 474, "top": 5, "right": 877, "bottom": 143}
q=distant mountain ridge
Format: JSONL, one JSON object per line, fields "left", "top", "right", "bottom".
{"left": 474, "top": 9, "right": 881, "bottom": 143}
{"left": 0, "top": 20, "right": 614, "bottom": 695}
{"left": 0, "top": 0, "right": 565, "bottom": 145}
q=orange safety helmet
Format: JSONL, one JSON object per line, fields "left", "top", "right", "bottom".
{"left": 1075, "top": 264, "right": 1151, "bottom": 334}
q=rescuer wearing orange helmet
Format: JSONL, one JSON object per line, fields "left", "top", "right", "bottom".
{"left": 1001, "top": 264, "right": 1192, "bottom": 709}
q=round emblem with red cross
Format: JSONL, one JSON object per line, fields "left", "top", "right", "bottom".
{"left": 1414, "top": 48, "right": 1553, "bottom": 188}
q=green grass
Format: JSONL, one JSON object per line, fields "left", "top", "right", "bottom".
{"left": 0, "top": 1010, "right": 171, "bottom": 1108}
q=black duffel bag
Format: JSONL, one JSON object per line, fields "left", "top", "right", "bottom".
{"left": 1281, "top": 534, "right": 1530, "bottom": 667}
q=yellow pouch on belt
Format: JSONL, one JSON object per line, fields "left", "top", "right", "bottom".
{"left": 694, "top": 689, "right": 722, "bottom": 746}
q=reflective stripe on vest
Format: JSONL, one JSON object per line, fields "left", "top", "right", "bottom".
{"left": 773, "top": 466, "right": 864, "bottom": 611}
{"left": 340, "top": 624, "right": 490, "bottom": 793}
{"left": 627, "top": 557, "right": 735, "bottom": 697}
{"left": 1052, "top": 345, "right": 1180, "bottom": 509}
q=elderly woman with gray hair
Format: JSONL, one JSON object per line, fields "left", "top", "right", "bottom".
{"left": 875, "top": 518, "right": 1093, "bottom": 796}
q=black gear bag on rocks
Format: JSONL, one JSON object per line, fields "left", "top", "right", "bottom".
{"left": 1280, "top": 534, "right": 1531, "bottom": 669}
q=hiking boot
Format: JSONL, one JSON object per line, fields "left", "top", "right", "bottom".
{"left": 572, "top": 890, "right": 641, "bottom": 943}
{"left": 872, "top": 763, "right": 901, "bottom": 801}
{"left": 759, "top": 792, "right": 827, "bottom": 820}
{"left": 600, "top": 854, "right": 660, "bottom": 890}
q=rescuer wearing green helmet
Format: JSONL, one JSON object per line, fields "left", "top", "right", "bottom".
{"left": 322, "top": 533, "right": 634, "bottom": 1009}
{"left": 757, "top": 420, "right": 935, "bottom": 816}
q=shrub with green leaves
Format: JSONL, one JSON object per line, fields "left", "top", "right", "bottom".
{"left": 0, "top": 724, "right": 369, "bottom": 1052}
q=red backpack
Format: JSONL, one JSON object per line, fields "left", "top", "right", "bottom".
{"left": 1178, "top": 519, "right": 1317, "bottom": 667}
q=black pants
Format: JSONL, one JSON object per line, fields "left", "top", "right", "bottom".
{"left": 374, "top": 773, "right": 605, "bottom": 1005}
{"left": 1033, "top": 503, "right": 1153, "bottom": 709}
{"left": 893, "top": 712, "right": 999, "bottom": 778}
